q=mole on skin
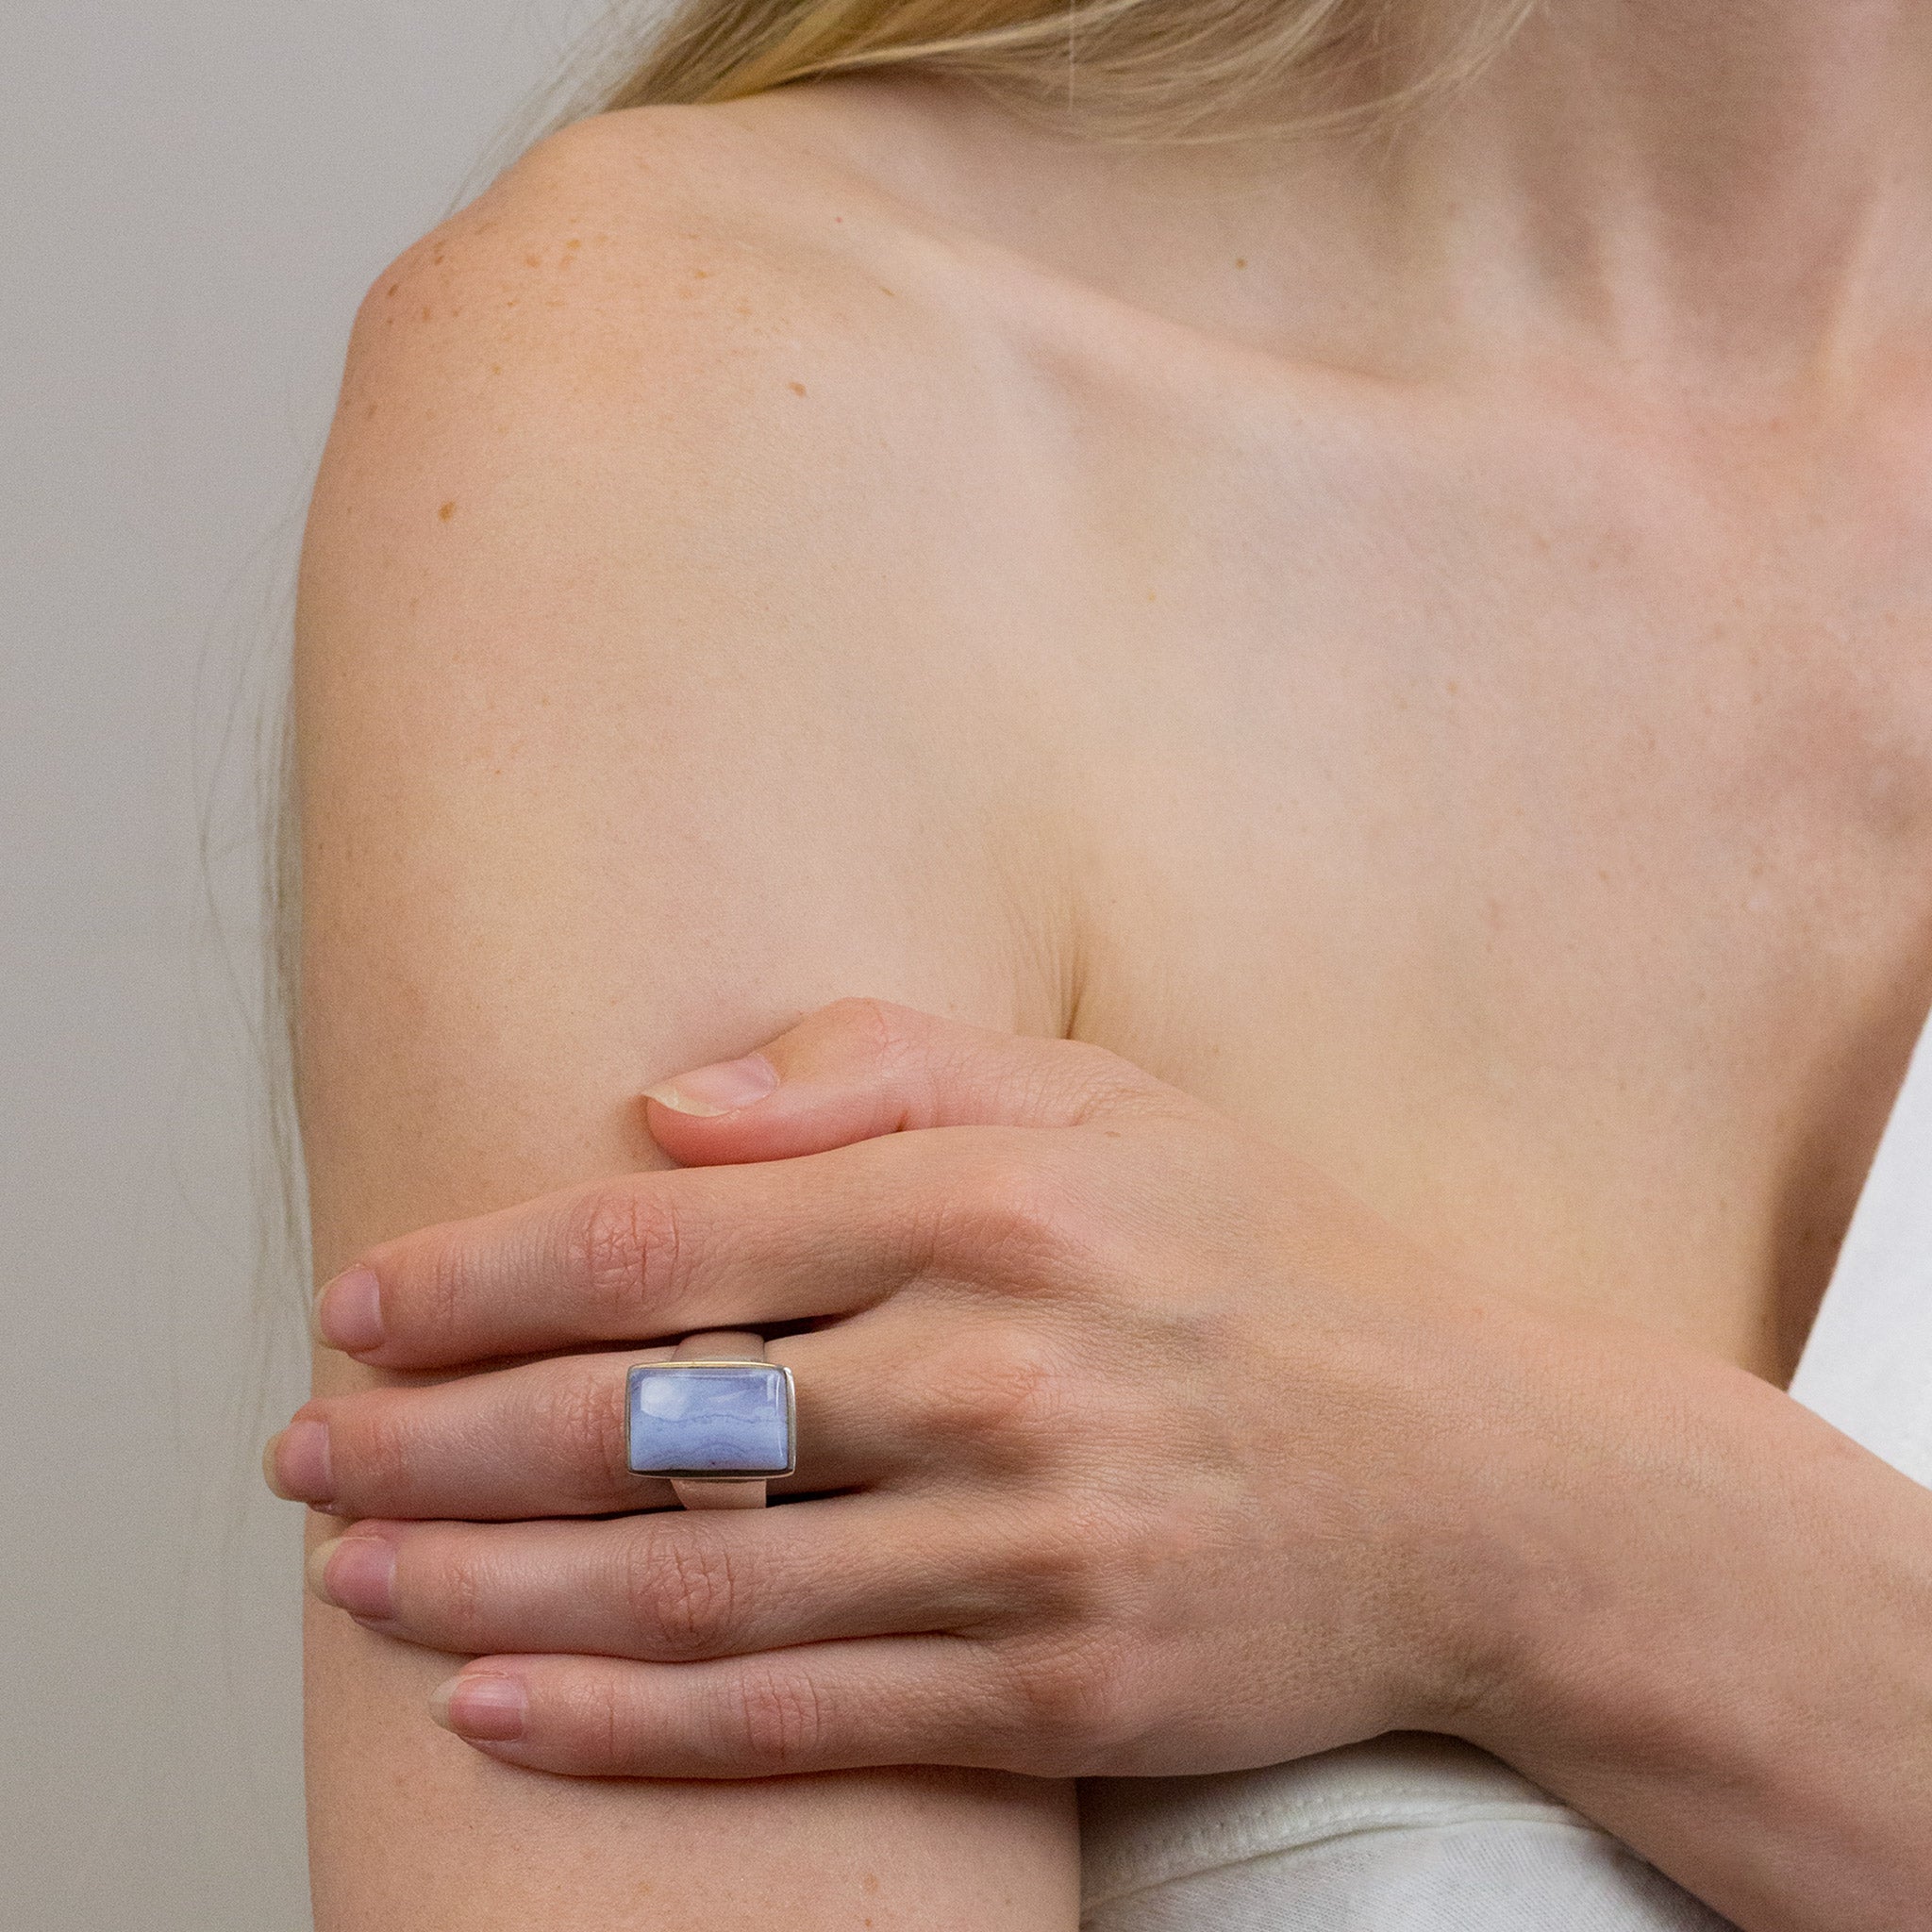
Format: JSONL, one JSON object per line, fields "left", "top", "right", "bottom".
{"left": 439, "top": 502, "right": 456, "bottom": 521}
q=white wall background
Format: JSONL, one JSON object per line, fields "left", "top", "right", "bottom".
{"left": 0, "top": 8, "right": 639, "bottom": 1923}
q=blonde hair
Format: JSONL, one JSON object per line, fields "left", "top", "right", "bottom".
{"left": 495, "top": 0, "right": 1539, "bottom": 158}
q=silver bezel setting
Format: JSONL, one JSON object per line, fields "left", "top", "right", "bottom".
{"left": 625, "top": 1357, "right": 797, "bottom": 1481}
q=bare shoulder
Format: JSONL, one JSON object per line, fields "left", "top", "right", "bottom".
{"left": 297, "top": 100, "right": 1076, "bottom": 1143}
{"left": 327, "top": 94, "right": 1012, "bottom": 512}
{"left": 310, "top": 91, "right": 1061, "bottom": 721}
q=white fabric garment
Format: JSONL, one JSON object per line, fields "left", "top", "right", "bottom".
{"left": 1079, "top": 1009, "right": 1932, "bottom": 1929}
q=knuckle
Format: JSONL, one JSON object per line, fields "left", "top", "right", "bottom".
{"left": 618, "top": 1521, "right": 746, "bottom": 1660}
{"left": 1049, "top": 1037, "right": 1165, "bottom": 1123}
{"left": 341, "top": 1392, "right": 417, "bottom": 1504}
{"left": 718, "top": 1656, "right": 829, "bottom": 1772}
{"left": 526, "top": 1362, "right": 630, "bottom": 1507}
{"left": 406, "top": 1233, "right": 472, "bottom": 1344}
{"left": 425, "top": 1540, "right": 491, "bottom": 1649}
{"left": 994, "top": 1510, "right": 1111, "bottom": 1621}
{"left": 937, "top": 1141, "right": 1100, "bottom": 1281}
{"left": 820, "top": 994, "right": 926, "bottom": 1070}
{"left": 568, "top": 1670, "right": 630, "bottom": 1771}
{"left": 998, "top": 1496, "right": 1171, "bottom": 1629}
{"left": 999, "top": 1632, "right": 1141, "bottom": 1771}
{"left": 826, "top": 989, "right": 915, "bottom": 1051}
{"left": 558, "top": 1181, "right": 687, "bottom": 1333}
{"left": 916, "top": 1327, "right": 1073, "bottom": 1457}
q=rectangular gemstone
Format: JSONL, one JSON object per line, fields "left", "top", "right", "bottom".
{"left": 626, "top": 1361, "right": 794, "bottom": 1477}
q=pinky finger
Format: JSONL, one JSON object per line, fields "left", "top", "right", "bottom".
{"left": 428, "top": 1636, "right": 1061, "bottom": 1779}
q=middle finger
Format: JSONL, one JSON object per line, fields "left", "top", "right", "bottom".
{"left": 320, "top": 1132, "right": 972, "bottom": 1370}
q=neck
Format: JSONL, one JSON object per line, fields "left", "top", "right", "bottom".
{"left": 1378, "top": 0, "right": 1932, "bottom": 389}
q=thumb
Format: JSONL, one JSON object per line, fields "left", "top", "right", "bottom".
{"left": 639, "top": 996, "right": 1176, "bottom": 1165}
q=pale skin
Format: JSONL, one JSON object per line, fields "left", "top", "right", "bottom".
{"left": 286, "top": 3, "right": 1932, "bottom": 1927}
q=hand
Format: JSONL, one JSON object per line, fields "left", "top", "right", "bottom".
{"left": 265, "top": 999, "right": 1706, "bottom": 1782}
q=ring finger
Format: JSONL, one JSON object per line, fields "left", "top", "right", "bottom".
{"left": 267, "top": 1323, "right": 931, "bottom": 1521}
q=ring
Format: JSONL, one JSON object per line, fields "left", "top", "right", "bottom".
{"left": 626, "top": 1329, "right": 795, "bottom": 1510}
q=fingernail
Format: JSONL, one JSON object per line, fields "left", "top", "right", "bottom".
{"left": 430, "top": 1672, "right": 526, "bottom": 1741}
{"left": 642, "top": 1052, "right": 778, "bottom": 1116}
{"left": 314, "top": 1265, "right": 384, "bottom": 1353}
{"left": 307, "top": 1533, "right": 395, "bottom": 1619}
{"left": 263, "top": 1418, "right": 333, "bottom": 1505}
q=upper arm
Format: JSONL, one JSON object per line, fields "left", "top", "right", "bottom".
{"left": 293, "top": 110, "right": 1077, "bottom": 1930}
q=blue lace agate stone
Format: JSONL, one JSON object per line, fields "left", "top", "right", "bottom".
{"left": 626, "top": 1361, "right": 794, "bottom": 1477}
